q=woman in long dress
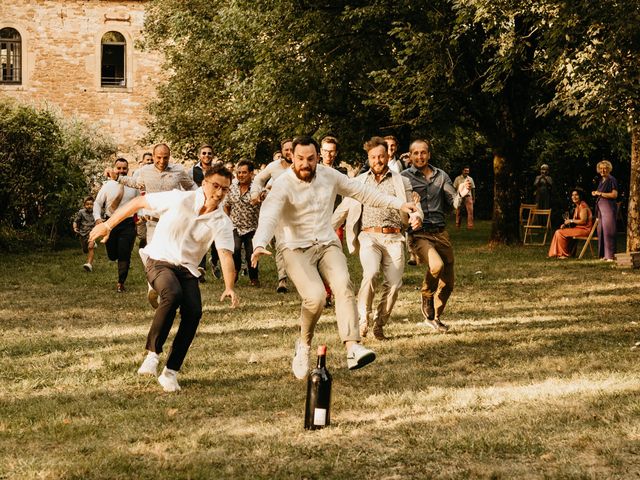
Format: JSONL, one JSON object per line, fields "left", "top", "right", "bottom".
{"left": 548, "top": 188, "right": 593, "bottom": 258}
{"left": 592, "top": 160, "right": 619, "bottom": 261}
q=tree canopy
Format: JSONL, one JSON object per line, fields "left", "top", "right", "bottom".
{"left": 142, "top": 0, "right": 638, "bottom": 246}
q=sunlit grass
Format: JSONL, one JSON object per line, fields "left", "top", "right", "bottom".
{"left": 1, "top": 220, "right": 640, "bottom": 479}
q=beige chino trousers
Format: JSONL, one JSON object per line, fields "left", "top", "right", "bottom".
{"left": 357, "top": 231, "right": 405, "bottom": 327}
{"left": 282, "top": 241, "right": 360, "bottom": 345}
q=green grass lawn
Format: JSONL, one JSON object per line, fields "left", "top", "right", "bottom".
{"left": 1, "top": 221, "right": 639, "bottom": 479}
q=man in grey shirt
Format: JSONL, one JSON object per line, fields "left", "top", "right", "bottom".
{"left": 113, "top": 143, "right": 196, "bottom": 243}
{"left": 402, "top": 140, "right": 468, "bottom": 333}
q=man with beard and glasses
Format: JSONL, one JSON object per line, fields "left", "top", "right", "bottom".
{"left": 251, "top": 136, "right": 418, "bottom": 379}
{"left": 320, "top": 135, "right": 347, "bottom": 308}
{"left": 250, "top": 138, "right": 293, "bottom": 294}
{"left": 333, "top": 137, "right": 422, "bottom": 340}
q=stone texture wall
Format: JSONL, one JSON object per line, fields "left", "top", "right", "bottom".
{"left": 0, "top": 0, "right": 162, "bottom": 160}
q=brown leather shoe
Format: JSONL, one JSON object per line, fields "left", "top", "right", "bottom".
{"left": 421, "top": 296, "right": 435, "bottom": 320}
{"left": 373, "top": 323, "right": 388, "bottom": 340}
{"left": 417, "top": 319, "right": 448, "bottom": 333}
{"left": 435, "top": 319, "right": 449, "bottom": 332}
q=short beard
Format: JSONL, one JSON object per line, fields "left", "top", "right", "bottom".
{"left": 293, "top": 166, "right": 316, "bottom": 183}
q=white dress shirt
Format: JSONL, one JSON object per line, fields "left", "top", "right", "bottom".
{"left": 250, "top": 159, "right": 290, "bottom": 200}
{"left": 93, "top": 180, "right": 139, "bottom": 220}
{"left": 253, "top": 164, "right": 404, "bottom": 250}
{"left": 388, "top": 157, "right": 404, "bottom": 173}
{"left": 140, "top": 188, "right": 234, "bottom": 277}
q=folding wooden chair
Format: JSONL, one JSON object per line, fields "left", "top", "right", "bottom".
{"left": 523, "top": 208, "right": 552, "bottom": 245}
{"left": 519, "top": 203, "right": 537, "bottom": 239}
{"left": 575, "top": 218, "right": 599, "bottom": 259}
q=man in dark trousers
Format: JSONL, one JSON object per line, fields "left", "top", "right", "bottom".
{"left": 90, "top": 164, "right": 239, "bottom": 392}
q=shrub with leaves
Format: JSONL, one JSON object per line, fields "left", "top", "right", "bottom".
{"left": 0, "top": 99, "right": 116, "bottom": 249}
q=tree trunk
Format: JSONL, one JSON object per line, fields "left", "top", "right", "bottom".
{"left": 490, "top": 151, "right": 521, "bottom": 245}
{"left": 627, "top": 123, "right": 640, "bottom": 252}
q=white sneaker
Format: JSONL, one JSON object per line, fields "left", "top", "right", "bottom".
{"left": 147, "top": 283, "right": 159, "bottom": 309}
{"left": 292, "top": 338, "right": 310, "bottom": 379}
{"left": 83, "top": 263, "right": 93, "bottom": 272}
{"left": 347, "top": 343, "right": 376, "bottom": 370}
{"left": 137, "top": 352, "right": 159, "bottom": 376}
{"left": 158, "top": 367, "right": 181, "bottom": 392}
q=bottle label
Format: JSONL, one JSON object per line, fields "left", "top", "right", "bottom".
{"left": 313, "top": 408, "right": 327, "bottom": 426}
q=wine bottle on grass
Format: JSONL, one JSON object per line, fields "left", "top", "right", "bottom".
{"left": 304, "top": 345, "right": 332, "bottom": 430}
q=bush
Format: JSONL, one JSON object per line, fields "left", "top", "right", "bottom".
{"left": 0, "top": 99, "right": 116, "bottom": 250}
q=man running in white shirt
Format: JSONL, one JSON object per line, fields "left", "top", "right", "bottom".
{"left": 251, "top": 136, "right": 418, "bottom": 379}
{"left": 90, "top": 164, "right": 239, "bottom": 392}
{"left": 93, "top": 157, "right": 139, "bottom": 292}
{"left": 250, "top": 138, "right": 293, "bottom": 293}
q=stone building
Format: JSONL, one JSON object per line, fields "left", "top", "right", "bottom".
{"left": 0, "top": 0, "right": 162, "bottom": 159}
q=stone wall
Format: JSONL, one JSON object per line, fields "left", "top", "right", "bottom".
{"left": 0, "top": 0, "right": 162, "bottom": 161}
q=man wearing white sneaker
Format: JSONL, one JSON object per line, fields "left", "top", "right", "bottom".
{"left": 90, "top": 164, "right": 239, "bottom": 392}
{"left": 111, "top": 143, "right": 197, "bottom": 309}
{"left": 251, "top": 136, "right": 418, "bottom": 379}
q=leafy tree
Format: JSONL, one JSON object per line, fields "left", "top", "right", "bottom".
{"left": 365, "top": 0, "right": 557, "bottom": 243}
{"left": 0, "top": 100, "right": 116, "bottom": 248}
{"left": 142, "top": 0, "right": 636, "bottom": 244}
{"left": 542, "top": 0, "right": 640, "bottom": 252}
{"left": 142, "top": 0, "right": 398, "bottom": 163}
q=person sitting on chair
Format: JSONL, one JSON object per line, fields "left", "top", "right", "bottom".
{"left": 548, "top": 188, "right": 593, "bottom": 259}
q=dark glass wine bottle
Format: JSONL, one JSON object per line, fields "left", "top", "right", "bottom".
{"left": 304, "top": 345, "right": 332, "bottom": 430}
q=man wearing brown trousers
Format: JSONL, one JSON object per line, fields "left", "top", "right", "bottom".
{"left": 402, "top": 140, "right": 469, "bottom": 332}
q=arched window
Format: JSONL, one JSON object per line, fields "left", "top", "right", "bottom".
{"left": 0, "top": 28, "right": 21, "bottom": 84}
{"left": 101, "top": 31, "right": 126, "bottom": 87}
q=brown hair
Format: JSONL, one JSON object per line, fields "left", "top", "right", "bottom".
{"left": 364, "top": 136, "right": 388, "bottom": 153}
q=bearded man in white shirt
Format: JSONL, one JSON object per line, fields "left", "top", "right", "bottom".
{"left": 90, "top": 164, "right": 239, "bottom": 393}
{"left": 251, "top": 136, "right": 418, "bottom": 379}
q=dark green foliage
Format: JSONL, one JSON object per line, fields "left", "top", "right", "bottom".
{"left": 140, "top": 0, "right": 639, "bottom": 242}
{"left": 0, "top": 100, "right": 116, "bottom": 249}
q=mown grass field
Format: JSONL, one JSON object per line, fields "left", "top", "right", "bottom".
{"left": 1, "top": 220, "right": 639, "bottom": 479}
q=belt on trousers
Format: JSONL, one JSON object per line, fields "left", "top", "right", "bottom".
{"left": 415, "top": 225, "right": 445, "bottom": 234}
{"left": 145, "top": 216, "right": 160, "bottom": 223}
{"left": 362, "top": 226, "right": 402, "bottom": 234}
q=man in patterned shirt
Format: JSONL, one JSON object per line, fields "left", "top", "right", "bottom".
{"left": 224, "top": 159, "right": 261, "bottom": 286}
{"left": 333, "top": 137, "right": 422, "bottom": 340}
